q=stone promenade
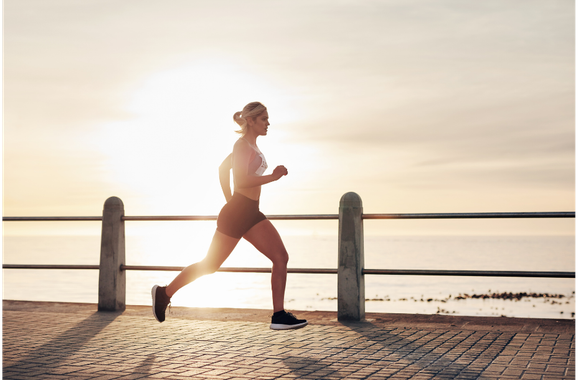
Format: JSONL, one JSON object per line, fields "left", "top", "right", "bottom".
{"left": 3, "top": 300, "right": 575, "bottom": 379}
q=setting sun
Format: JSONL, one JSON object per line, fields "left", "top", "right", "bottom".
{"left": 92, "top": 60, "right": 301, "bottom": 215}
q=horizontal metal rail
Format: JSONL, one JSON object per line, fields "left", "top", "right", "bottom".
{"left": 2, "top": 264, "right": 100, "bottom": 270}
{"left": 124, "top": 266, "right": 575, "bottom": 278}
{"left": 124, "top": 215, "right": 339, "bottom": 221}
{"left": 1, "top": 264, "right": 336, "bottom": 274}
{"left": 362, "top": 212, "right": 575, "bottom": 219}
{"left": 2, "top": 216, "right": 103, "bottom": 221}
{"left": 2, "top": 264, "right": 574, "bottom": 278}
{"left": 120, "top": 265, "right": 337, "bottom": 274}
{"left": 3, "top": 211, "right": 574, "bottom": 222}
{"left": 363, "top": 269, "right": 575, "bottom": 278}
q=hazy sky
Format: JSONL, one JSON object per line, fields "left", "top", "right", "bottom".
{"left": 3, "top": 0, "right": 575, "bottom": 235}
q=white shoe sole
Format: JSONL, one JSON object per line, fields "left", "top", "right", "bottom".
{"left": 270, "top": 321, "right": 308, "bottom": 330}
{"left": 151, "top": 285, "right": 161, "bottom": 322}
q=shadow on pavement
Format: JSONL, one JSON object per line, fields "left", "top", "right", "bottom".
{"left": 131, "top": 354, "right": 156, "bottom": 377}
{"left": 3, "top": 311, "right": 120, "bottom": 379}
{"left": 281, "top": 320, "right": 514, "bottom": 379}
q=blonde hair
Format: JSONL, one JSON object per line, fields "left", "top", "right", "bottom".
{"left": 233, "top": 102, "right": 267, "bottom": 135}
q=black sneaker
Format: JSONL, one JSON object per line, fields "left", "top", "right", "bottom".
{"left": 151, "top": 285, "right": 171, "bottom": 323}
{"left": 270, "top": 310, "right": 308, "bottom": 330}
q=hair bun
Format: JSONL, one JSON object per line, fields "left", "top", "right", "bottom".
{"left": 233, "top": 111, "right": 246, "bottom": 127}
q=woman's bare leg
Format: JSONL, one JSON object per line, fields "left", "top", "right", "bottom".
{"left": 242, "top": 220, "right": 289, "bottom": 313}
{"left": 166, "top": 230, "right": 240, "bottom": 298}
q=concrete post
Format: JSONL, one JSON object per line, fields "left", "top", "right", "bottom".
{"left": 338, "top": 192, "right": 365, "bottom": 321}
{"left": 98, "top": 196, "right": 126, "bottom": 311}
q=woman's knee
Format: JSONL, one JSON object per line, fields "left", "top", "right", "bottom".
{"left": 199, "top": 258, "right": 221, "bottom": 275}
{"left": 272, "top": 249, "right": 289, "bottom": 268}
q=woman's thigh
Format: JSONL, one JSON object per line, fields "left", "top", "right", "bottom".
{"left": 243, "top": 220, "right": 288, "bottom": 264}
{"left": 202, "top": 230, "right": 241, "bottom": 271}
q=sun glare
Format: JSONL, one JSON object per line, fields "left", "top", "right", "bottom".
{"left": 94, "top": 60, "right": 299, "bottom": 215}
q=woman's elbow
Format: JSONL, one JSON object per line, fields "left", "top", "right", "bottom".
{"left": 219, "top": 164, "right": 230, "bottom": 177}
{"left": 219, "top": 155, "right": 232, "bottom": 171}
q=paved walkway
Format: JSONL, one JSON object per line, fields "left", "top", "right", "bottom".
{"left": 3, "top": 300, "right": 575, "bottom": 379}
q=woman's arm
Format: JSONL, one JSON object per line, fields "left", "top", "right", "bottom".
{"left": 233, "top": 140, "right": 287, "bottom": 189}
{"left": 236, "top": 166, "right": 288, "bottom": 188}
{"left": 219, "top": 153, "right": 233, "bottom": 202}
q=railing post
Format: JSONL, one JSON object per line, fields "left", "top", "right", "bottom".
{"left": 338, "top": 192, "right": 365, "bottom": 321}
{"left": 98, "top": 196, "right": 126, "bottom": 311}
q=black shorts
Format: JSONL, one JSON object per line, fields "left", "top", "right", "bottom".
{"left": 217, "top": 192, "right": 267, "bottom": 239}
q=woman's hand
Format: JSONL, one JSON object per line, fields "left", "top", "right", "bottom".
{"left": 272, "top": 165, "right": 288, "bottom": 180}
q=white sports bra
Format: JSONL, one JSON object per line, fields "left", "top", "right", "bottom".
{"left": 244, "top": 139, "right": 268, "bottom": 176}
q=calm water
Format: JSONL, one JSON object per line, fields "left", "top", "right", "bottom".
{"left": 3, "top": 226, "right": 575, "bottom": 319}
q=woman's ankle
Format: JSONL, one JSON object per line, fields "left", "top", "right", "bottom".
{"left": 165, "top": 286, "right": 175, "bottom": 299}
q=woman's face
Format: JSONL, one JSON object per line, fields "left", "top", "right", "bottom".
{"left": 249, "top": 110, "right": 269, "bottom": 136}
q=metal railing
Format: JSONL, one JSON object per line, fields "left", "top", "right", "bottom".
{"left": 4, "top": 211, "right": 573, "bottom": 279}
{"left": 3, "top": 265, "right": 573, "bottom": 279}
{"left": 4, "top": 211, "right": 573, "bottom": 222}
{"left": 3, "top": 194, "right": 575, "bottom": 320}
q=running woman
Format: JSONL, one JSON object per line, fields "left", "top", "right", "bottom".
{"left": 152, "top": 102, "right": 308, "bottom": 330}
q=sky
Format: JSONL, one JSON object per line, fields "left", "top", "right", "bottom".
{"left": 3, "top": 0, "right": 575, "bottom": 236}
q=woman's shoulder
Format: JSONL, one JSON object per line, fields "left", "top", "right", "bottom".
{"left": 234, "top": 137, "right": 248, "bottom": 147}
{"left": 233, "top": 138, "right": 256, "bottom": 160}
{"left": 233, "top": 137, "right": 252, "bottom": 152}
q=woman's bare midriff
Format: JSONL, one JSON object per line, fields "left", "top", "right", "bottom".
{"left": 234, "top": 185, "right": 261, "bottom": 201}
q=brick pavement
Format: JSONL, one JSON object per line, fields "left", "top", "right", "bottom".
{"left": 3, "top": 301, "right": 575, "bottom": 379}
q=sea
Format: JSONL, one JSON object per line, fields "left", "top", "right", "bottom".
{"left": 3, "top": 221, "right": 575, "bottom": 320}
